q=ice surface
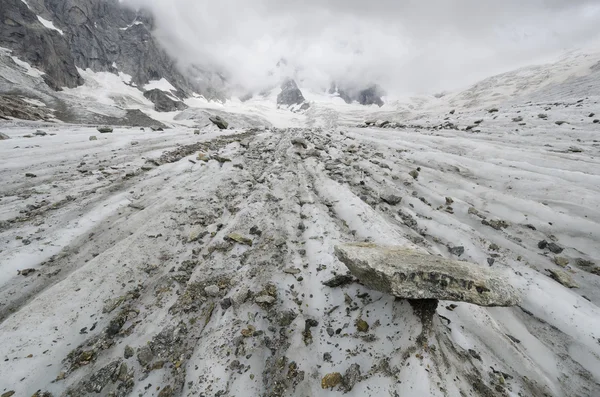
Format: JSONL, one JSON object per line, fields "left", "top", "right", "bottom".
{"left": 0, "top": 46, "right": 599, "bottom": 397}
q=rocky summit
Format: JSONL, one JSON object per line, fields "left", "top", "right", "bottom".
{"left": 334, "top": 243, "right": 520, "bottom": 306}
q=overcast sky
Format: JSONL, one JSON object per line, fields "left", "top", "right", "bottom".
{"left": 126, "top": 0, "right": 600, "bottom": 95}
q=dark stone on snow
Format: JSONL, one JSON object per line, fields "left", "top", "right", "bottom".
{"left": 143, "top": 89, "right": 187, "bottom": 112}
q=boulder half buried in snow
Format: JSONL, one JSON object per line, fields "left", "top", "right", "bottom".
{"left": 209, "top": 115, "right": 229, "bottom": 130}
{"left": 334, "top": 243, "right": 520, "bottom": 306}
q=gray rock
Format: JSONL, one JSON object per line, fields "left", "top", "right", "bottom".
{"left": 277, "top": 79, "right": 305, "bottom": 106}
{"left": 448, "top": 246, "right": 465, "bottom": 257}
{"left": 255, "top": 295, "right": 276, "bottom": 305}
{"left": 381, "top": 192, "right": 402, "bottom": 205}
{"left": 34, "top": 130, "right": 47, "bottom": 136}
{"left": 512, "top": 116, "right": 523, "bottom": 122}
{"left": 334, "top": 243, "right": 520, "bottom": 306}
{"left": 547, "top": 242, "right": 564, "bottom": 254}
{"left": 291, "top": 138, "right": 308, "bottom": 148}
{"left": 209, "top": 115, "right": 229, "bottom": 130}
{"left": 342, "top": 363, "right": 361, "bottom": 392}
{"left": 538, "top": 113, "right": 548, "bottom": 119}
{"left": 204, "top": 285, "right": 220, "bottom": 297}
{"left": 547, "top": 269, "right": 578, "bottom": 288}
{"left": 137, "top": 345, "right": 153, "bottom": 367}
{"left": 124, "top": 345, "right": 134, "bottom": 359}
{"left": 89, "top": 136, "right": 97, "bottom": 141}
{"left": 97, "top": 126, "right": 113, "bottom": 133}
{"left": 322, "top": 274, "right": 354, "bottom": 288}
{"left": 555, "top": 121, "right": 568, "bottom": 126}
{"left": 143, "top": 89, "right": 188, "bottom": 112}
{"left": 0, "top": 132, "right": 9, "bottom": 140}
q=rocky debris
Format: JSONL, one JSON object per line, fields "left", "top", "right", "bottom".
{"left": 143, "top": 89, "right": 188, "bottom": 112}
{"left": 33, "top": 130, "right": 47, "bottom": 136}
{"left": 255, "top": 295, "right": 276, "bottom": 305}
{"left": 18, "top": 268, "right": 36, "bottom": 276}
{"left": 547, "top": 269, "right": 578, "bottom": 288}
{"left": 89, "top": 136, "right": 98, "bottom": 141}
{"left": 303, "top": 318, "right": 319, "bottom": 345}
{"left": 355, "top": 318, "right": 369, "bottom": 332}
{"left": 254, "top": 283, "right": 277, "bottom": 307}
{"left": 538, "top": 240, "right": 563, "bottom": 254}
{"left": 137, "top": 345, "right": 153, "bottom": 367}
{"left": 277, "top": 79, "right": 306, "bottom": 106}
{"left": 0, "top": 95, "right": 53, "bottom": 121}
{"left": 322, "top": 274, "right": 354, "bottom": 288}
{"left": 381, "top": 192, "right": 402, "bottom": 205}
{"left": 538, "top": 114, "right": 548, "bottom": 119}
{"left": 488, "top": 108, "right": 499, "bottom": 113}
{"left": 321, "top": 372, "right": 343, "bottom": 389}
{"left": 512, "top": 116, "right": 523, "bottom": 122}
{"left": 555, "top": 121, "right": 568, "bottom": 126}
{"left": 554, "top": 257, "right": 569, "bottom": 267}
{"left": 158, "top": 385, "right": 173, "bottom": 397}
{"left": 124, "top": 345, "right": 134, "bottom": 359}
{"left": 334, "top": 243, "right": 520, "bottom": 306}
{"left": 225, "top": 233, "right": 253, "bottom": 246}
{"left": 196, "top": 152, "right": 211, "bottom": 162}
{"left": 0, "top": 132, "right": 9, "bottom": 140}
{"left": 589, "top": 113, "right": 596, "bottom": 118}
{"left": 341, "top": 364, "right": 361, "bottom": 392}
{"left": 448, "top": 246, "right": 465, "bottom": 257}
{"left": 25, "top": 172, "right": 37, "bottom": 178}
{"left": 482, "top": 219, "right": 509, "bottom": 230}
{"left": 409, "top": 169, "right": 419, "bottom": 179}
{"left": 291, "top": 138, "right": 308, "bottom": 148}
{"left": 97, "top": 126, "right": 113, "bottom": 133}
{"left": 1, "top": 392, "right": 16, "bottom": 397}
{"left": 593, "top": 119, "right": 599, "bottom": 124}
{"left": 204, "top": 285, "right": 220, "bottom": 297}
{"left": 573, "top": 258, "right": 599, "bottom": 275}
{"left": 209, "top": 115, "right": 229, "bottom": 130}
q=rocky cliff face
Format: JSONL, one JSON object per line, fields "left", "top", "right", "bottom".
{"left": 277, "top": 79, "right": 306, "bottom": 106}
{"left": 0, "top": 0, "right": 83, "bottom": 90}
{"left": 0, "top": 0, "right": 200, "bottom": 97}
{"left": 329, "top": 83, "right": 385, "bottom": 107}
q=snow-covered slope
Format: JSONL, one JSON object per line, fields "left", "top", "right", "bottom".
{"left": 0, "top": 48, "right": 600, "bottom": 397}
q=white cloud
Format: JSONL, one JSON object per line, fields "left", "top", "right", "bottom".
{"left": 124, "top": 0, "right": 600, "bottom": 95}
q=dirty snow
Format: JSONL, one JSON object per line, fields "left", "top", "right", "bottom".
{"left": 0, "top": 48, "right": 599, "bottom": 397}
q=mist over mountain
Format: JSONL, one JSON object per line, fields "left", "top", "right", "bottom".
{"left": 125, "top": 0, "right": 600, "bottom": 96}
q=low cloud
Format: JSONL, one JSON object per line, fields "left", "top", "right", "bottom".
{"left": 125, "top": 0, "right": 600, "bottom": 95}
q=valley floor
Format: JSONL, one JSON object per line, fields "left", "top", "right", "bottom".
{"left": 0, "top": 100, "right": 599, "bottom": 397}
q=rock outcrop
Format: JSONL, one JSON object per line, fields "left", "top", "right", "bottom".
{"left": 143, "top": 89, "right": 188, "bottom": 112}
{"left": 0, "top": 0, "right": 83, "bottom": 90}
{"left": 328, "top": 83, "right": 385, "bottom": 107}
{"left": 334, "top": 243, "right": 520, "bottom": 306}
{"left": 357, "top": 85, "right": 384, "bottom": 107}
{"left": 277, "top": 79, "right": 305, "bottom": 106}
{"left": 0, "top": 0, "right": 203, "bottom": 96}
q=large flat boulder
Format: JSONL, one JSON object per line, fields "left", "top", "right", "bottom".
{"left": 334, "top": 243, "right": 520, "bottom": 306}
